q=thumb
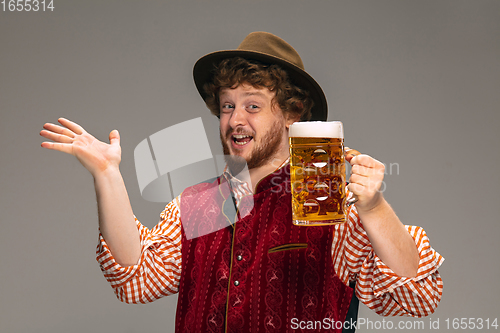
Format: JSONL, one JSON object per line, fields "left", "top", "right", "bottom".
{"left": 109, "top": 129, "right": 120, "bottom": 146}
{"left": 344, "top": 147, "right": 360, "bottom": 163}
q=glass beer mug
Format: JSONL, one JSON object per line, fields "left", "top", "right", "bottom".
{"left": 289, "top": 121, "right": 347, "bottom": 226}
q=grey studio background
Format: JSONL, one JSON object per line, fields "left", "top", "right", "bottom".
{"left": 1, "top": 1, "right": 499, "bottom": 332}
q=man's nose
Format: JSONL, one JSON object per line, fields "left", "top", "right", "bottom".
{"left": 228, "top": 106, "right": 247, "bottom": 128}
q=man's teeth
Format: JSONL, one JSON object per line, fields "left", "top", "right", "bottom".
{"left": 233, "top": 134, "right": 252, "bottom": 145}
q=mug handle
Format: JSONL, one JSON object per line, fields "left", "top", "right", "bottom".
{"left": 345, "top": 147, "right": 360, "bottom": 207}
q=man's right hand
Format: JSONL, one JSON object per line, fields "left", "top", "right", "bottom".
{"left": 40, "top": 118, "right": 121, "bottom": 177}
{"left": 41, "top": 117, "right": 141, "bottom": 266}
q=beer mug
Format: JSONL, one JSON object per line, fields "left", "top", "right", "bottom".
{"left": 289, "top": 121, "right": 347, "bottom": 226}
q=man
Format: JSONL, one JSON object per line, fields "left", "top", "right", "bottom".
{"left": 40, "top": 32, "right": 443, "bottom": 332}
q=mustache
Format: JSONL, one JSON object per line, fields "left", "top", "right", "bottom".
{"left": 224, "top": 127, "right": 255, "bottom": 138}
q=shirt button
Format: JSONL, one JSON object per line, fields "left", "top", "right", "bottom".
{"left": 236, "top": 255, "right": 243, "bottom": 261}
{"left": 234, "top": 281, "right": 240, "bottom": 286}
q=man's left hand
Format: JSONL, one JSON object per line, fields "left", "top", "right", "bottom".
{"left": 345, "top": 148, "right": 385, "bottom": 213}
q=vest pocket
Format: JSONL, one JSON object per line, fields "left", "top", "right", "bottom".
{"left": 268, "top": 243, "right": 308, "bottom": 254}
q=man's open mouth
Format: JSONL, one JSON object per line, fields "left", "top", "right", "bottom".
{"left": 232, "top": 134, "right": 253, "bottom": 146}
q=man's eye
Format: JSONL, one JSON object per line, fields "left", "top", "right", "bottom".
{"left": 221, "top": 104, "right": 234, "bottom": 112}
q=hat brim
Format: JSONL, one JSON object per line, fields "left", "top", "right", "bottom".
{"left": 193, "top": 49, "right": 328, "bottom": 121}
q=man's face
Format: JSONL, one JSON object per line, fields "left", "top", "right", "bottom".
{"left": 219, "top": 84, "right": 292, "bottom": 171}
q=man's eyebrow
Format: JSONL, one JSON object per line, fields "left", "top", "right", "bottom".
{"left": 243, "top": 91, "right": 265, "bottom": 96}
{"left": 242, "top": 91, "right": 267, "bottom": 97}
{"left": 219, "top": 90, "right": 268, "bottom": 98}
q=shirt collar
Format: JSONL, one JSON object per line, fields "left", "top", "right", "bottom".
{"left": 222, "top": 157, "right": 290, "bottom": 194}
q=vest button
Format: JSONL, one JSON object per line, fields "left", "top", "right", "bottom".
{"left": 236, "top": 255, "right": 243, "bottom": 261}
{"left": 234, "top": 280, "right": 240, "bottom": 286}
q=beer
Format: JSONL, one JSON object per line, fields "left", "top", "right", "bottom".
{"left": 289, "top": 121, "right": 346, "bottom": 225}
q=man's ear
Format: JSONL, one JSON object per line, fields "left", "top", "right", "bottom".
{"left": 285, "top": 113, "right": 300, "bottom": 129}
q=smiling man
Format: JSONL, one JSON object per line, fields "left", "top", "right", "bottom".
{"left": 41, "top": 32, "right": 444, "bottom": 332}
{"left": 218, "top": 83, "right": 294, "bottom": 188}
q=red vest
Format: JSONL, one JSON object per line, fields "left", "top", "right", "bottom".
{"left": 176, "top": 165, "right": 353, "bottom": 332}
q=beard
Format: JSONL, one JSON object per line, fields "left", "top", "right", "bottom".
{"left": 220, "top": 117, "right": 285, "bottom": 175}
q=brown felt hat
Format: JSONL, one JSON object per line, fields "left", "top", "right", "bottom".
{"left": 193, "top": 31, "right": 328, "bottom": 121}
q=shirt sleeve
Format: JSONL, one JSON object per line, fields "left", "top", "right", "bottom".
{"left": 96, "top": 197, "right": 183, "bottom": 304}
{"left": 332, "top": 206, "right": 445, "bottom": 317}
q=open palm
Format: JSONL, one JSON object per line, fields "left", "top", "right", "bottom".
{"left": 40, "top": 118, "right": 122, "bottom": 176}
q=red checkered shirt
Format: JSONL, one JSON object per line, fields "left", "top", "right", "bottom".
{"left": 96, "top": 163, "right": 444, "bottom": 317}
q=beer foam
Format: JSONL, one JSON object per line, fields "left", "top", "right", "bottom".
{"left": 289, "top": 121, "right": 343, "bottom": 138}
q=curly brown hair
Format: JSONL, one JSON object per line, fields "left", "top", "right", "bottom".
{"left": 203, "top": 57, "right": 313, "bottom": 121}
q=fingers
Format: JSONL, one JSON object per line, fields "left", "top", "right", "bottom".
{"left": 349, "top": 173, "right": 379, "bottom": 193}
{"left": 350, "top": 154, "right": 372, "bottom": 167}
{"left": 349, "top": 156, "right": 384, "bottom": 182}
{"left": 349, "top": 173, "right": 368, "bottom": 186}
{"left": 350, "top": 154, "right": 382, "bottom": 168}
{"left": 347, "top": 181, "right": 365, "bottom": 195}
{"left": 346, "top": 190, "right": 359, "bottom": 207}
{"left": 345, "top": 149, "right": 386, "bottom": 208}
{"left": 58, "top": 118, "right": 84, "bottom": 135}
{"left": 40, "top": 118, "right": 85, "bottom": 155}
{"left": 351, "top": 164, "right": 372, "bottom": 176}
{"left": 40, "top": 141, "right": 74, "bottom": 155}
{"left": 40, "top": 129, "right": 74, "bottom": 144}
{"left": 42, "top": 122, "right": 76, "bottom": 138}
{"left": 344, "top": 147, "right": 387, "bottom": 211}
